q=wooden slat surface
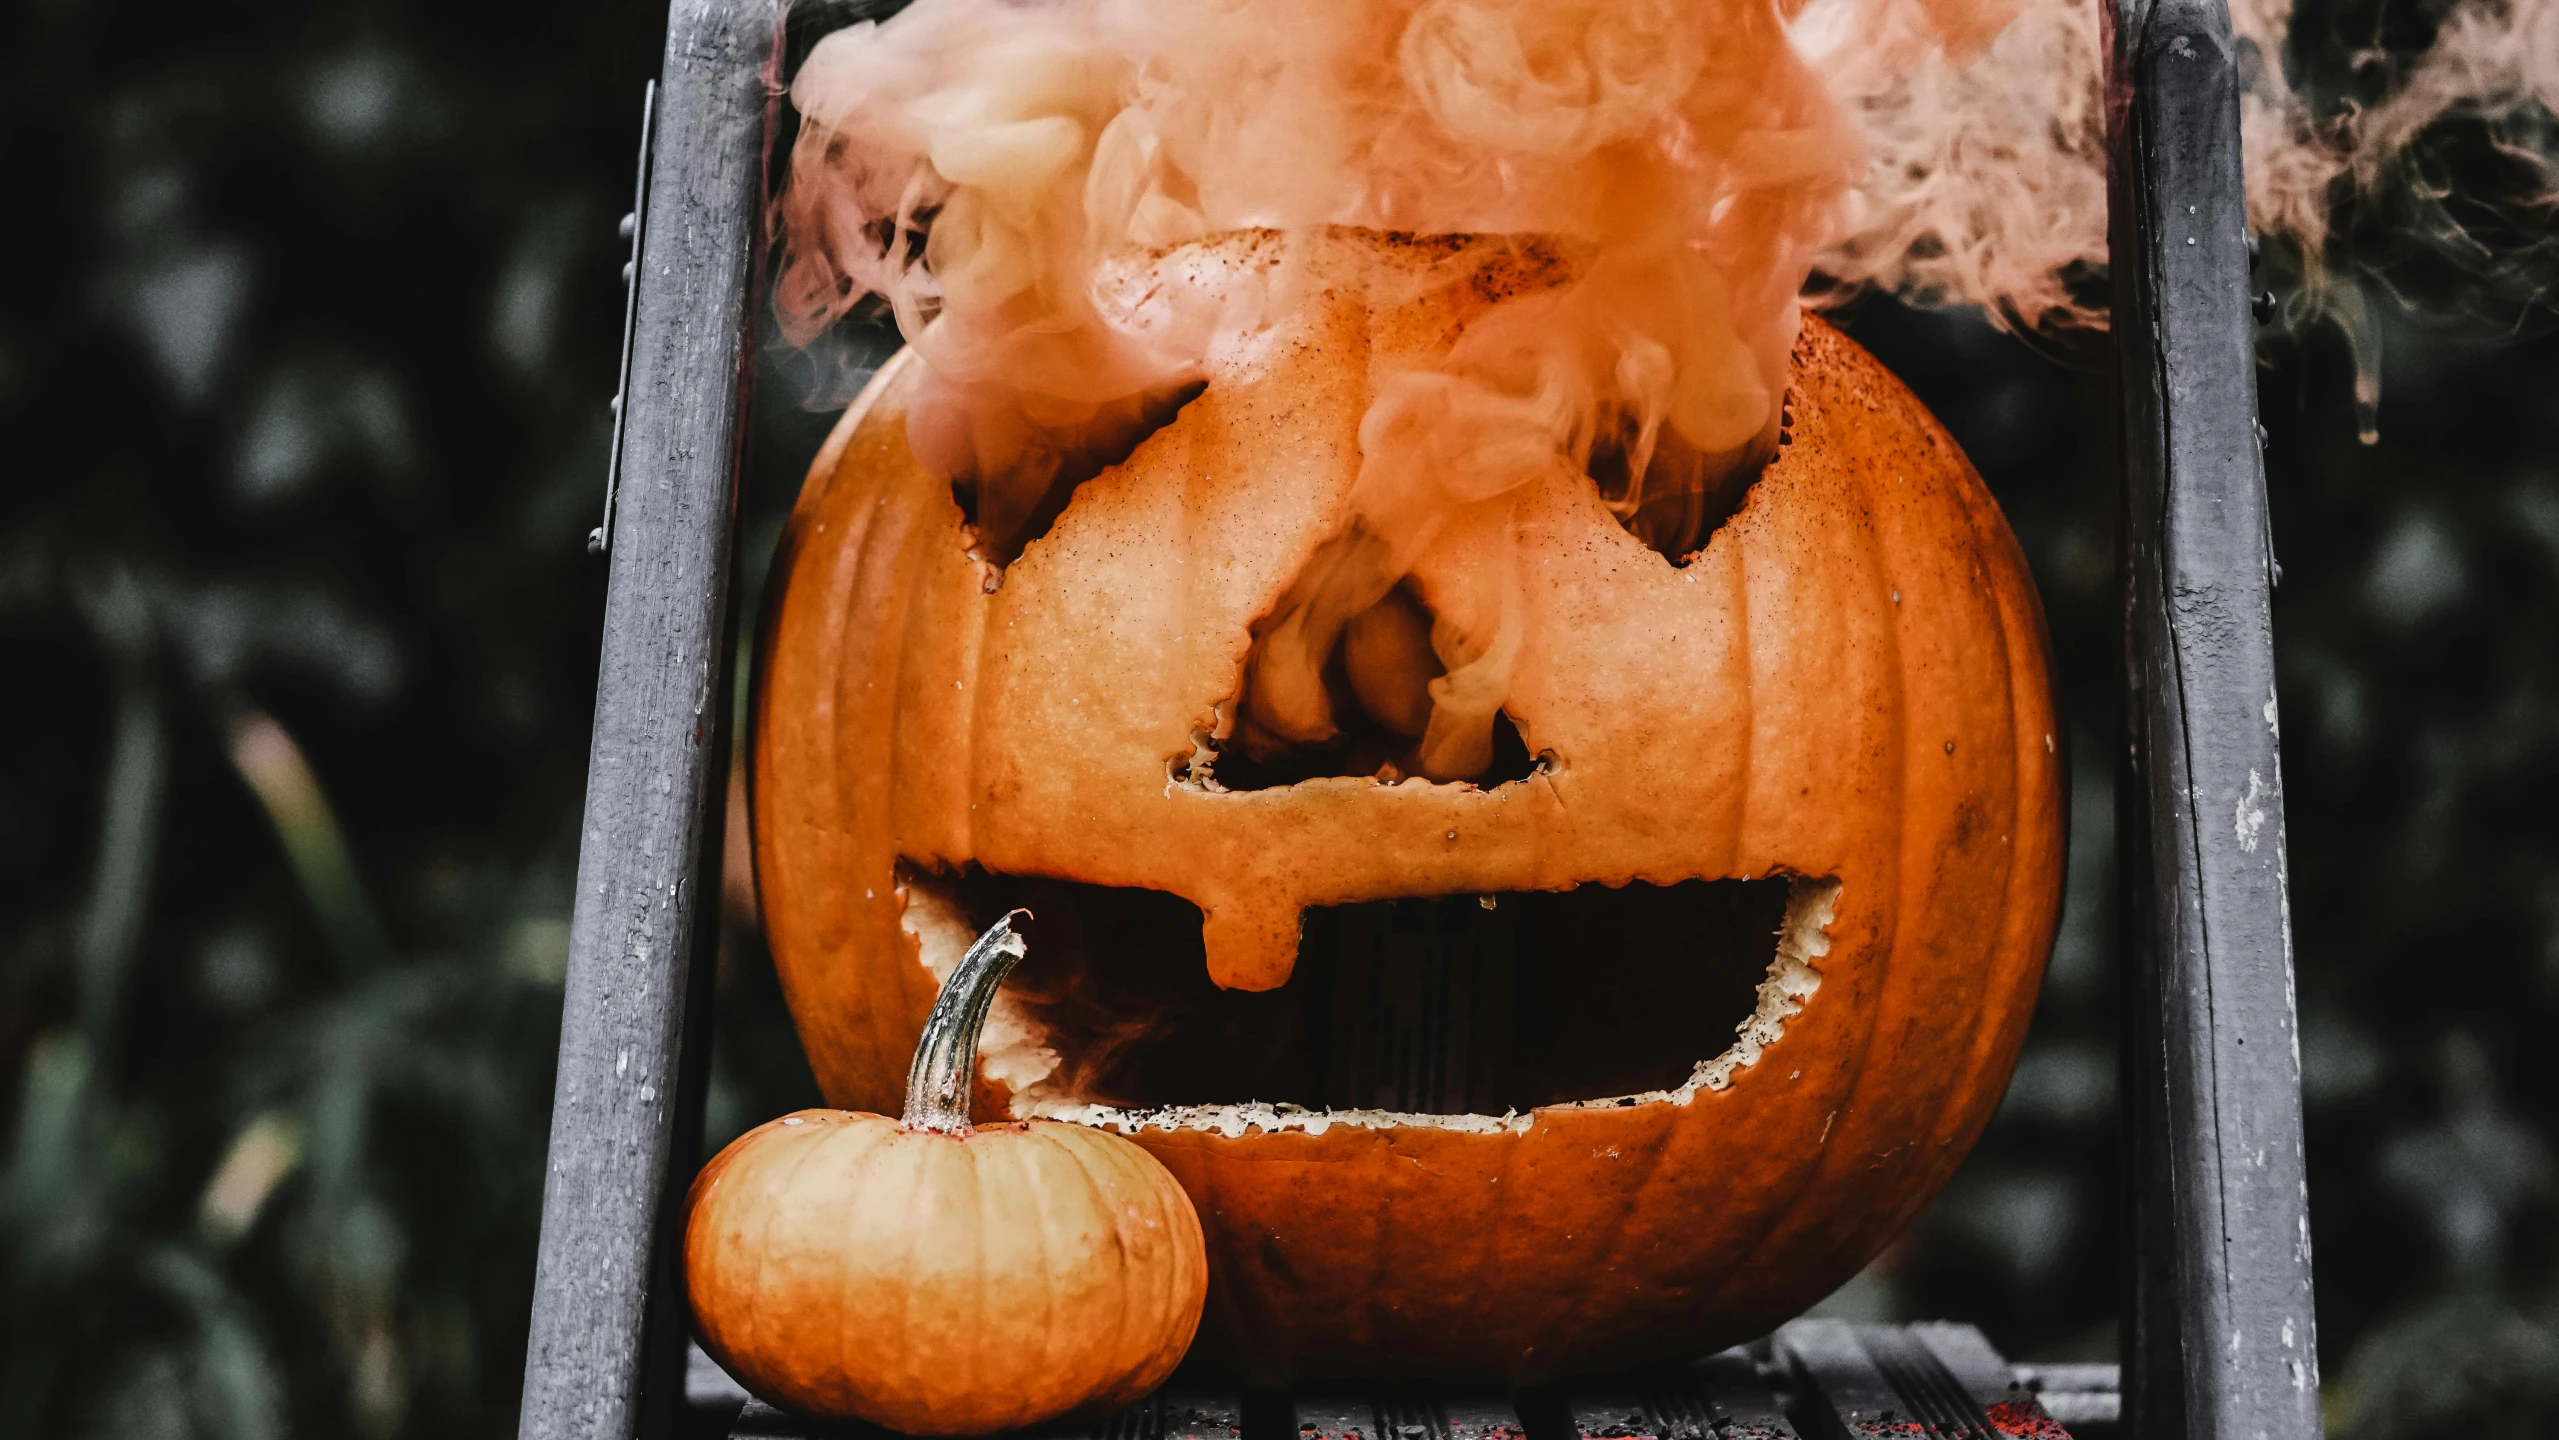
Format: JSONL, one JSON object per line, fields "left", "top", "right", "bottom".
{"left": 729, "top": 1388, "right": 1245, "bottom": 1440}
{"left": 703, "top": 1328, "right": 2100, "bottom": 1440}
{"left": 1295, "top": 1391, "right": 1528, "bottom": 1440}
{"left": 1564, "top": 1348, "right": 1797, "bottom": 1440}
{"left": 1776, "top": 1322, "right": 2070, "bottom": 1440}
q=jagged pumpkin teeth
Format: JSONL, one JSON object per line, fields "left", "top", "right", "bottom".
{"left": 753, "top": 228, "right": 2064, "bottom": 1382}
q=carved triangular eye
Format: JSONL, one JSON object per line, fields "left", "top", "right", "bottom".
{"left": 1587, "top": 407, "right": 1771, "bottom": 563}
{"left": 946, "top": 372, "right": 1207, "bottom": 571}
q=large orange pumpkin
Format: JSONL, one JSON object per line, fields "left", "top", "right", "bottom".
{"left": 751, "top": 229, "right": 2063, "bottom": 1382}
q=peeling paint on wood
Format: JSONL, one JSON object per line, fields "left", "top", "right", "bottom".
{"left": 2106, "top": 1, "right": 2322, "bottom": 1437}
{"left": 514, "top": 2, "right": 774, "bottom": 1438}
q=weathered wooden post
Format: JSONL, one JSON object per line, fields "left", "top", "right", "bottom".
{"left": 2106, "top": 0, "right": 2323, "bottom": 1436}
{"left": 516, "top": 2, "right": 775, "bottom": 1438}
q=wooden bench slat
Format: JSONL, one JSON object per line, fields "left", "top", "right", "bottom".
{"left": 701, "top": 1327, "right": 2111, "bottom": 1440}
{"left": 1770, "top": 1322, "right": 2074, "bottom": 1440}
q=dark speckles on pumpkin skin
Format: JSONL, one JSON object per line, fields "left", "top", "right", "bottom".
{"left": 1256, "top": 1233, "right": 1298, "bottom": 1282}
{"left": 1946, "top": 793, "right": 1987, "bottom": 849}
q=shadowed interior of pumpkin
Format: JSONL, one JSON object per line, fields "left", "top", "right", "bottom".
{"left": 1190, "top": 697, "right": 1544, "bottom": 793}
{"left": 959, "top": 375, "right": 1762, "bottom": 582}
{"left": 904, "top": 867, "right": 1812, "bottom": 1119}
{"left": 952, "top": 373, "right": 1209, "bottom": 570}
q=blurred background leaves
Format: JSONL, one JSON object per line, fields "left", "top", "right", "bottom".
{"left": 1, "top": 0, "right": 2555, "bottom": 1436}
{"left": 3, "top": 0, "right": 654, "bottom": 1433}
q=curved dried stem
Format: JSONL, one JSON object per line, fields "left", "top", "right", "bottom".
{"left": 901, "top": 908, "right": 1032, "bottom": 1133}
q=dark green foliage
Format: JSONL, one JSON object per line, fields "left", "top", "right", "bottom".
{"left": 0, "top": 0, "right": 681, "bottom": 1434}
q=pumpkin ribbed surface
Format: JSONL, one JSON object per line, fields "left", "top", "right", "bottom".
{"left": 751, "top": 228, "right": 2063, "bottom": 1380}
{"left": 685, "top": 1111, "right": 1205, "bottom": 1432}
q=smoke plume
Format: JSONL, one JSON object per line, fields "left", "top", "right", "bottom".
{"left": 775, "top": 0, "right": 2556, "bottom": 782}
{"left": 1810, "top": 0, "right": 2557, "bottom": 420}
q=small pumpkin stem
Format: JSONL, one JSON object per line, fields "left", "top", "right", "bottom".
{"left": 901, "top": 909, "right": 1032, "bottom": 1134}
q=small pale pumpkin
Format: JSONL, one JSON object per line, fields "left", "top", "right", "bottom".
{"left": 684, "top": 914, "right": 1208, "bottom": 1434}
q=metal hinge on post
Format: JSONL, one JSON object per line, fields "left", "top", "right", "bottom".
{"left": 591, "top": 80, "right": 658, "bottom": 558}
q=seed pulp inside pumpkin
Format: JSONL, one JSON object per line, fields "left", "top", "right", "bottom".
{"left": 898, "top": 867, "right": 1835, "bottom": 1127}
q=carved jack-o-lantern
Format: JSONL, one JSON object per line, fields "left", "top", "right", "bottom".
{"left": 752, "top": 229, "right": 2063, "bottom": 1382}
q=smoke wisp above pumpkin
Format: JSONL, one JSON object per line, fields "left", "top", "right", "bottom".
{"left": 777, "top": 0, "right": 1924, "bottom": 782}
{"left": 1808, "top": 0, "right": 2557, "bottom": 426}
{"left": 774, "top": 0, "right": 2555, "bottom": 783}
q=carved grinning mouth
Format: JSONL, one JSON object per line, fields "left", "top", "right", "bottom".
{"left": 896, "top": 866, "right": 1839, "bottom": 1136}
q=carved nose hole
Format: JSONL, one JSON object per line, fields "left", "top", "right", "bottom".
{"left": 1207, "top": 571, "right": 1539, "bottom": 793}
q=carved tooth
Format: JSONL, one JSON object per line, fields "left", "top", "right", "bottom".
{"left": 1200, "top": 897, "right": 1302, "bottom": 991}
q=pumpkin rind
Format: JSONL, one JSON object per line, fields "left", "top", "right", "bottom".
{"left": 685, "top": 1113, "right": 1207, "bottom": 1432}
{"left": 684, "top": 916, "right": 1208, "bottom": 1433}
{"left": 751, "top": 229, "right": 2064, "bottom": 1380}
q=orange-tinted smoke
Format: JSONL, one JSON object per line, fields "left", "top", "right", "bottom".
{"left": 1808, "top": 0, "right": 2557, "bottom": 428}
{"left": 776, "top": 0, "right": 1954, "bottom": 782}
{"left": 776, "top": 0, "right": 2556, "bottom": 780}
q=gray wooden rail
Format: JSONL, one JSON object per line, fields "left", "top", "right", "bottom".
{"left": 2106, "top": 1, "right": 2323, "bottom": 1438}
{"left": 515, "top": 1, "right": 776, "bottom": 1438}
{"left": 512, "top": 0, "right": 2322, "bottom": 1435}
